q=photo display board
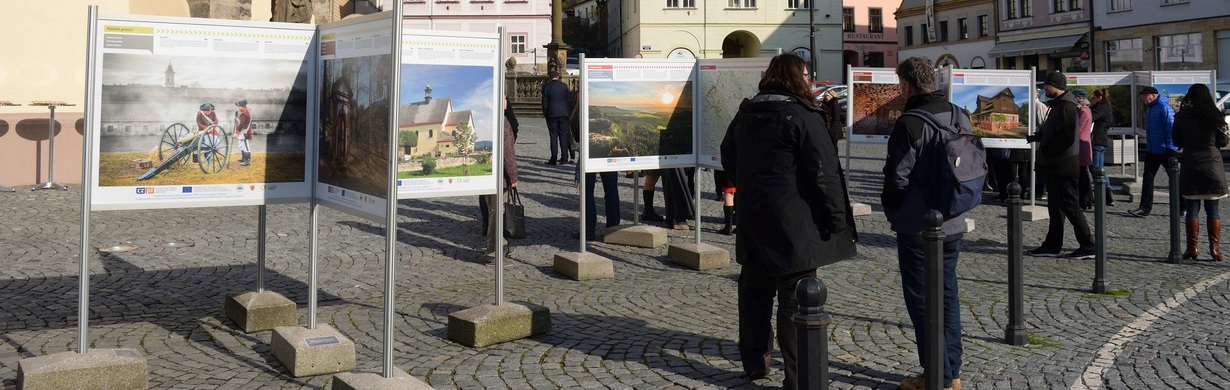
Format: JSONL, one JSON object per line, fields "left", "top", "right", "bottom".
{"left": 1132, "top": 71, "right": 1215, "bottom": 136}
{"left": 696, "top": 58, "right": 769, "bottom": 170}
{"left": 949, "top": 69, "right": 1033, "bottom": 149}
{"left": 396, "top": 29, "right": 500, "bottom": 199}
{"left": 847, "top": 68, "right": 905, "bottom": 143}
{"left": 582, "top": 59, "right": 696, "bottom": 172}
{"left": 1064, "top": 72, "right": 1135, "bottom": 135}
{"left": 315, "top": 13, "right": 397, "bottom": 222}
{"left": 88, "top": 14, "right": 315, "bottom": 210}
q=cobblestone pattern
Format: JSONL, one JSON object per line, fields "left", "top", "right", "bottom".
{"left": 0, "top": 118, "right": 1227, "bottom": 389}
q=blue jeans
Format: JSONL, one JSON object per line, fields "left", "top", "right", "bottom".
{"left": 897, "top": 236, "right": 963, "bottom": 387}
{"left": 1186, "top": 199, "right": 1221, "bottom": 220}
{"left": 585, "top": 172, "right": 620, "bottom": 234}
{"left": 1092, "top": 145, "right": 1111, "bottom": 193}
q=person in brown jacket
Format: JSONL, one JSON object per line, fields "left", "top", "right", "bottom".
{"left": 1173, "top": 84, "right": 1229, "bottom": 261}
{"left": 484, "top": 100, "right": 519, "bottom": 260}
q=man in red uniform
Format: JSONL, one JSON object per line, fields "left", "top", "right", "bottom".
{"left": 194, "top": 103, "right": 219, "bottom": 163}
{"left": 234, "top": 99, "right": 253, "bottom": 166}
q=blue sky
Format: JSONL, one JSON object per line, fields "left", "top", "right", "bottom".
{"left": 950, "top": 85, "right": 1030, "bottom": 113}
{"left": 399, "top": 64, "right": 496, "bottom": 141}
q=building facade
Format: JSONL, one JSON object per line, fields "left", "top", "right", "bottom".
{"left": 988, "top": 0, "right": 1091, "bottom": 79}
{"left": 604, "top": 0, "right": 844, "bottom": 82}
{"left": 1092, "top": 0, "right": 1230, "bottom": 76}
{"left": 896, "top": 0, "right": 997, "bottom": 70}
{"left": 842, "top": 0, "right": 899, "bottom": 69}
{"left": 402, "top": 0, "right": 552, "bottom": 74}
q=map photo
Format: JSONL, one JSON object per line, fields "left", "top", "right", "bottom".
{"left": 697, "top": 59, "right": 767, "bottom": 168}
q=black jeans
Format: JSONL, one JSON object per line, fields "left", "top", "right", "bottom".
{"left": 584, "top": 172, "right": 620, "bottom": 235}
{"left": 897, "top": 236, "right": 963, "bottom": 388}
{"left": 1139, "top": 152, "right": 1173, "bottom": 213}
{"left": 738, "top": 266, "right": 818, "bottom": 390}
{"left": 545, "top": 116, "right": 570, "bottom": 161}
{"left": 1041, "top": 174, "right": 1094, "bottom": 251}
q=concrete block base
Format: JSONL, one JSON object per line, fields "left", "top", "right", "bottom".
{"left": 553, "top": 252, "right": 614, "bottom": 281}
{"left": 667, "top": 243, "right": 730, "bottom": 270}
{"left": 1022, "top": 205, "right": 1050, "bottom": 221}
{"left": 331, "top": 369, "right": 432, "bottom": 390}
{"left": 18, "top": 349, "right": 147, "bottom": 390}
{"left": 271, "top": 324, "right": 356, "bottom": 377}
{"left": 447, "top": 302, "right": 551, "bottom": 347}
{"left": 603, "top": 224, "right": 667, "bottom": 248}
{"left": 225, "top": 290, "right": 298, "bottom": 333}
{"left": 851, "top": 202, "right": 873, "bottom": 216}
{"left": 1121, "top": 181, "right": 1142, "bottom": 194}
{"left": 1127, "top": 191, "right": 1171, "bottom": 204}
{"left": 964, "top": 217, "right": 976, "bottom": 233}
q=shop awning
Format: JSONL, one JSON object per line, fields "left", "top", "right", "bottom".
{"left": 988, "top": 34, "right": 1085, "bottom": 58}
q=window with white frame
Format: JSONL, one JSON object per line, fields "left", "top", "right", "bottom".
{"left": 1105, "top": 37, "right": 1143, "bottom": 71}
{"left": 1109, "top": 0, "right": 1130, "bottom": 11}
{"left": 959, "top": 18, "right": 968, "bottom": 39}
{"left": 510, "top": 34, "right": 526, "bottom": 54}
{"left": 1005, "top": 0, "right": 1018, "bottom": 18}
{"left": 979, "top": 15, "right": 989, "bottom": 36}
{"left": 1156, "top": 33, "right": 1202, "bottom": 70}
{"left": 729, "top": 0, "right": 756, "bottom": 8}
{"left": 1161, "top": 0, "right": 1188, "bottom": 4}
{"left": 1054, "top": 0, "right": 1068, "bottom": 12}
{"left": 788, "top": 0, "right": 811, "bottom": 9}
{"left": 666, "top": 0, "right": 695, "bottom": 7}
{"left": 1021, "top": 0, "right": 1031, "bottom": 16}
{"left": 870, "top": 8, "right": 883, "bottom": 33}
{"left": 842, "top": 8, "right": 854, "bottom": 32}
{"left": 1069, "top": 0, "right": 1083, "bottom": 9}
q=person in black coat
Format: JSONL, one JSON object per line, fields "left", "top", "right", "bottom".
{"left": 1089, "top": 88, "right": 1114, "bottom": 206}
{"left": 1173, "top": 84, "right": 1229, "bottom": 261}
{"left": 1027, "top": 72, "right": 1095, "bottom": 259}
{"left": 720, "top": 53, "right": 857, "bottom": 389}
{"left": 541, "top": 70, "right": 571, "bottom": 165}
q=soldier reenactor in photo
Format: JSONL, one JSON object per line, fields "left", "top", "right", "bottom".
{"left": 234, "top": 99, "right": 253, "bottom": 166}
{"left": 194, "top": 103, "right": 219, "bottom": 163}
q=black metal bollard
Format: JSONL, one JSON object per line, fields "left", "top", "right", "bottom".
{"left": 793, "top": 276, "right": 830, "bottom": 390}
{"left": 1004, "top": 183, "right": 1028, "bottom": 345}
{"left": 1167, "top": 156, "right": 1182, "bottom": 263}
{"left": 922, "top": 210, "right": 945, "bottom": 390}
{"left": 1093, "top": 168, "right": 1107, "bottom": 293}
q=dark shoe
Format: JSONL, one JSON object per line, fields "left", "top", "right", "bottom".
{"left": 717, "top": 225, "right": 734, "bottom": 235}
{"left": 745, "top": 352, "right": 771, "bottom": 380}
{"left": 1127, "top": 209, "right": 1150, "bottom": 218}
{"left": 1065, "top": 248, "right": 1096, "bottom": 259}
{"left": 1027, "top": 247, "right": 1062, "bottom": 257}
{"left": 899, "top": 375, "right": 961, "bottom": 390}
{"left": 543, "top": 159, "right": 558, "bottom": 165}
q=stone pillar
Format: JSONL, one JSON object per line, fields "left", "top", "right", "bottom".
{"left": 545, "top": 0, "right": 569, "bottom": 74}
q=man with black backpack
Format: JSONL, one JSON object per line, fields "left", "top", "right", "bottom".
{"left": 1026, "top": 71, "right": 1096, "bottom": 259}
{"left": 882, "top": 57, "right": 979, "bottom": 390}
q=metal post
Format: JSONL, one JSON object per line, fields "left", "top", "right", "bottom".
{"left": 308, "top": 200, "right": 318, "bottom": 329}
{"left": 33, "top": 103, "right": 70, "bottom": 191}
{"left": 793, "top": 276, "right": 830, "bottom": 390}
{"left": 1167, "top": 156, "right": 1182, "bottom": 263}
{"left": 257, "top": 205, "right": 266, "bottom": 293}
{"left": 808, "top": 0, "right": 816, "bottom": 78}
{"left": 922, "top": 210, "right": 945, "bottom": 390}
{"left": 632, "top": 172, "right": 640, "bottom": 225}
{"left": 1005, "top": 183, "right": 1028, "bottom": 345}
{"left": 77, "top": 6, "right": 99, "bottom": 353}
{"left": 384, "top": 2, "right": 405, "bottom": 377}
{"left": 495, "top": 26, "right": 507, "bottom": 305}
{"left": 694, "top": 168, "right": 701, "bottom": 246}
{"left": 1093, "top": 168, "right": 1107, "bottom": 293}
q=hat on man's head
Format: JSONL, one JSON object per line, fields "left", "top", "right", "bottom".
{"left": 1071, "top": 89, "right": 1088, "bottom": 98}
{"left": 1139, "top": 86, "right": 1159, "bottom": 95}
{"left": 1043, "top": 72, "right": 1066, "bottom": 90}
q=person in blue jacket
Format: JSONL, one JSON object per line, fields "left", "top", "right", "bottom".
{"left": 1127, "top": 86, "right": 1177, "bottom": 217}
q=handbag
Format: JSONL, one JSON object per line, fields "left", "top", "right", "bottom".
{"left": 1216, "top": 122, "right": 1230, "bottom": 149}
{"left": 503, "top": 187, "right": 527, "bottom": 239}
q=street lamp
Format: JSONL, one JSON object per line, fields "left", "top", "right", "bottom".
{"left": 532, "top": 48, "right": 539, "bottom": 75}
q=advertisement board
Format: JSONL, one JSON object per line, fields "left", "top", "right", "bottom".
{"left": 582, "top": 59, "right": 697, "bottom": 172}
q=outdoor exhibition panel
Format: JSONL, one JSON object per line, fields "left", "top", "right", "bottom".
{"left": 396, "top": 29, "right": 502, "bottom": 199}
{"left": 1065, "top": 73, "right": 1135, "bottom": 134}
{"left": 695, "top": 58, "right": 770, "bottom": 170}
{"left": 88, "top": 14, "right": 316, "bottom": 211}
{"left": 581, "top": 58, "right": 697, "bottom": 173}
{"left": 1138, "top": 70, "right": 1217, "bottom": 135}
{"left": 846, "top": 67, "right": 905, "bottom": 143}
{"left": 315, "top": 13, "right": 399, "bottom": 223}
{"left": 948, "top": 69, "right": 1033, "bottom": 149}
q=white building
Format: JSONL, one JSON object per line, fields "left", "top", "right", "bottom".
{"left": 403, "top": 0, "right": 553, "bottom": 74}
{"left": 896, "top": 0, "right": 997, "bottom": 69}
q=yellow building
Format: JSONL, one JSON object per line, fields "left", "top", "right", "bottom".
{"left": 605, "top": 0, "right": 844, "bottom": 82}
{"left": 398, "top": 85, "right": 475, "bottom": 158}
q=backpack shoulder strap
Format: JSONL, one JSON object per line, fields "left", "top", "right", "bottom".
{"left": 900, "top": 108, "right": 954, "bottom": 134}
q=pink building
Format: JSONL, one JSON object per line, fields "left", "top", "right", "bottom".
{"left": 842, "top": 0, "right": 898, "bottom": 69}
{"left": 403, "top": 0, "right": 553, "bottom": 74}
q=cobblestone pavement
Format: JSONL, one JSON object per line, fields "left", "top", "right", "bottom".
{"left": 2, "top": 117, "right": 1229, "bottom": 389}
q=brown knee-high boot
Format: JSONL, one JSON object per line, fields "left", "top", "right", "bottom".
{"left": 1209, "top": 219, "right": 1223, "bottom": 261}
{"left": 1185, "top": 219, "right": 1200, "bottom": 260}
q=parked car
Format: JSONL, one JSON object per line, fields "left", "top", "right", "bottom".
{"left": 565, "top": 56, "right": 579, "bottom": 76}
